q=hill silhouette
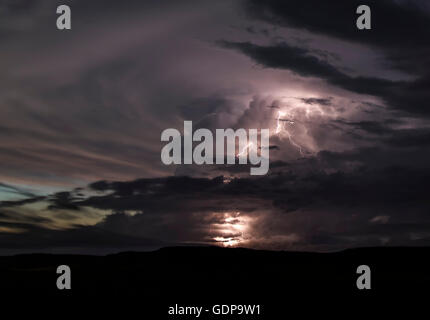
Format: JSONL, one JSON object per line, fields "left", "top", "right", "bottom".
{"left": 0, "top": 246, "right": 428, "bottom": 317}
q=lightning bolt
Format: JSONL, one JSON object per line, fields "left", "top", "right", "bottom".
{"left": 275, "top": 111, "right": 286, "bottom": 134}
{"left": 237, "top": 142, "right": 256, "bottom": 157}
{"left": 275, "top": 110, "right": 305, "bottom": 156}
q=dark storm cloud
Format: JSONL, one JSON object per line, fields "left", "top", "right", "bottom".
{"left": 220, "top": 40, "right": 430, "bottom": 116}
{"left": 4, "top": 143, "right": 430, "bottom": 251}
{"left": 332, "top": 119, "right": 392, "bottom": 135}
{"left": 47, "top": 191, "right": 80, "bottom": 211}
{"left": 383, "top": 128, "right": 430, "bottom": 147}
{"left": 218, "top": 41, "right": 346, "bottom": 80}
{"left": 82, "top": 175, "right": 257, "bottom": 215}
{"left": 220, "top": 40, "right": 407, "bottom": 100}
{"left": 330, "top": 119, "right": 430, "bottom": 149}
{"left": 244, "top": 0, "right": 430, "bottom": 52}
{"left": 79, "top": 160, "right": 430, "bottom": 248}
{"left": 233, "top": 0, "right": 430, "bottom": 116}
{"left": 300, "top": 97, "right": 333, "bottom": 106}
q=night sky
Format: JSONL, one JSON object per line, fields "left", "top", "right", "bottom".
{"left": 1, "top": 0, "right": 430, "bottom": 254}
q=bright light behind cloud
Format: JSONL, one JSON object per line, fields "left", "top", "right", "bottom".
{"left": 213, "top": 212, "right": 253, "bottom": 247}
{"left": 271, "top": 96, "right": 340, "bottom": 156}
